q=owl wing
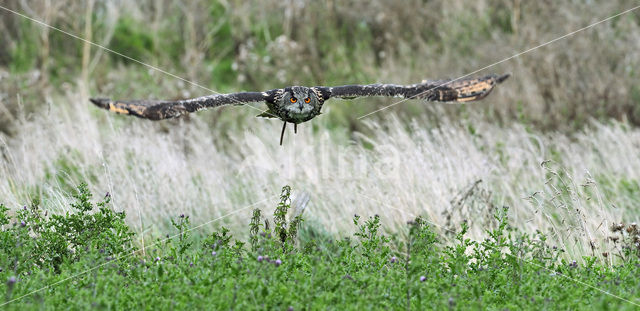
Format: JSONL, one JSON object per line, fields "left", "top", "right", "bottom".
{"left": 90, "top": 91, "right": 268, "bottom": 120}
{"left": 324, "top": 73, "right": 509, "bottom": 102}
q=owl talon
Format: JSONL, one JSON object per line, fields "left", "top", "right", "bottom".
{"left": 280, "top": 122, "right": 287, "bottom": 145}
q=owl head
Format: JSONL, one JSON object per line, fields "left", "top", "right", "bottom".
{"left": 279, "top": 86, "right": 323, "bottom": 122}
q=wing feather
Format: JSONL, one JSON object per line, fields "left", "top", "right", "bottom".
{"left": 90, "top": 92, "right": 267, "bottom": 120}
{"left": 326, "top": 74, "right": 509, "bottom": 102}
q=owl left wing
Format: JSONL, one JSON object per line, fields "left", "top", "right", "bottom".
{"left": 323, "top": 73, "right": 509, "bottom": 102}
{"left": 90, "top": 91, "right": 268, "bottom": 120}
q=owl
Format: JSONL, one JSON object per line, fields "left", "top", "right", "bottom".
{"left": 90, "top": 74, "right": 509, "bottom": 145}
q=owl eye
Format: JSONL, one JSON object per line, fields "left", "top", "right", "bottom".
{"left": 304, "top": 97, "right": 311, "bottom": 103}
{"left": 290, "top": 97, "right": 297, "bottom": 103}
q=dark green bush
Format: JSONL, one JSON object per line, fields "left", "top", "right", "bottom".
{"left": 0, "top": 183, "right": 133, "bottom": 275}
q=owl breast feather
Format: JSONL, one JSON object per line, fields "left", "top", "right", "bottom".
{"left": 280, "top": 109, "right": 319, "bottom": 124}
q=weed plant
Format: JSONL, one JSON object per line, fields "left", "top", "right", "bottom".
{"left": 1, "top": 185, "right": 639, "bottom": 309}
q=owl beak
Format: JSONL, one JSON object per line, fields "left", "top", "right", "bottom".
{"left": 298, "top": 102, "right": 303, "bottom": 111}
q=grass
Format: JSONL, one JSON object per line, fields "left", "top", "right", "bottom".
{"left": 1, "top": 1, "right": 640, "bottom": 308}
{"left": 1, "top": 184, "right": 639, "bottom": 310}
{"left": 1, "top": 87, "right": 639, "bottom": 259}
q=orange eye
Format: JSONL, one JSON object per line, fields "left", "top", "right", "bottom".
{"left": 304, "top": 97, "right": 311, "bottom": 103}
{"left": 290, "top": 97, "right": 297, "bottom": 103}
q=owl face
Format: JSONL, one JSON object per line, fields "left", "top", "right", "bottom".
{"left": 279, "top": 86, "right": 321, "bottom": 123}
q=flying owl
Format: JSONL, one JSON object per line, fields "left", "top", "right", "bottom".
{"left": 90, "top": 74, "right": 509, "bottom": 145}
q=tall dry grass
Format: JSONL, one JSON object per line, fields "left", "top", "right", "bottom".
{"left": 1, "top": 87, "right": 639, "bottom": 259}
{"left": 1, "top": 1, "right": 639, "bottom": 260}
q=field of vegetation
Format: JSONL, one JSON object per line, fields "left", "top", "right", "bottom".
{"left": 2, "top": 184, "right": 640, "bottom": 309}
{"left": 1, "top": 0, "right": 640, "bottom": 309}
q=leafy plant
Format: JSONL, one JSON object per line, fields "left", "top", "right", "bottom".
{"left": 0, "top": 183, "right": 134, "bottom": 275}
{"left": 1, "top": 184, "right": 639, "bottom": 310}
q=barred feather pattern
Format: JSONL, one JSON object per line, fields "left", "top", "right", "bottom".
{"left": 90, "top": 74, "right": 509, "bottom": 122}
{"left": 90, "top": 92, "right": 265, "bottom": 120}
{"left": 327, "top": 74, "right": 510, "bottom": 102}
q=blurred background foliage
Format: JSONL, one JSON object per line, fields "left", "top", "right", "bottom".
{"left": 1, "top": 0, "right": 639, "bottom": 137}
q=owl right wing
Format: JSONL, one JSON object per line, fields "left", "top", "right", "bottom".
{"left": 90, "top": 91, "right": 269, "bottom": 120}
{"left": 324, "top": 73, "right": 510, "bottom": 102}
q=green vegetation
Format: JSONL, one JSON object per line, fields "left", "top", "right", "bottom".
{"left": 1, "top": 184, "right": 639, "bottom": 309}
{"left": 108, "top": 17, "right": 156, "bottom": 64}
{"left": 3, "top": 1, "right": 640, "bottom": 133}
{"left": 1, "top": 1, "right": 640, "bottom": 308}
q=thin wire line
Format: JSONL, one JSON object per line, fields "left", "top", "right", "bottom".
{"left": 0, "top": 5, "right": 272, "bottom": 116}
{"left": 0, "top": 196, "right": 276, "bottom": 307}
{"left": 357, "top": 4, "right": 640, "bottom": 120}
{"left": 2, "top": 2, "right": 638, "bottom": 307}
{"left": 356, "top": 192, "right": 640, "bottom": 307}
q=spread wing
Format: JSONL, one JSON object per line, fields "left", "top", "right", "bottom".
{"left": 90, "top": 92, "right": 267, "bottom": 120}
{"left": 324, "top": 73, "right": 510, "bottom": 102}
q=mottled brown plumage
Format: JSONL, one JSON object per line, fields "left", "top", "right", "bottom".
{"left": 90, "top": 73, "right": 509, "bottom": 144}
